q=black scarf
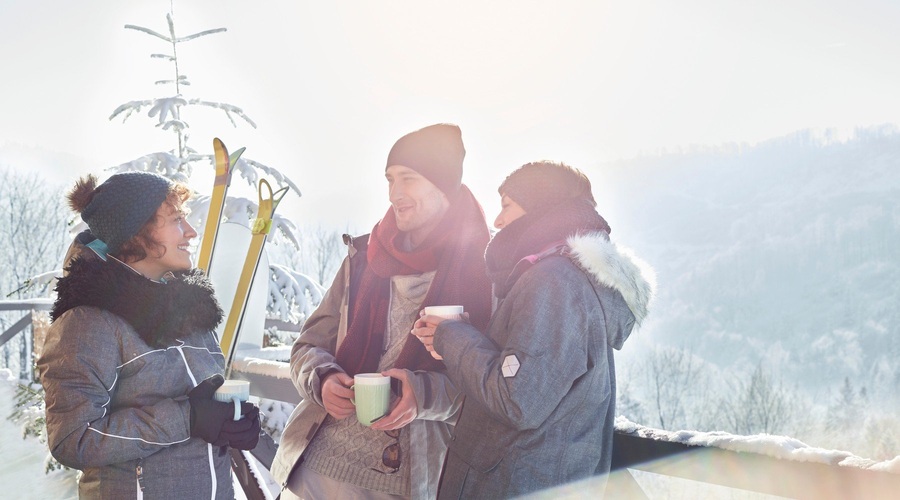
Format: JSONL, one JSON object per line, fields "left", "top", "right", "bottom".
{"left": 485, "top": 199, "right": 611, "bottom": 298}
{"left": 51, "top": 255, "right": 223, "bottom": 348}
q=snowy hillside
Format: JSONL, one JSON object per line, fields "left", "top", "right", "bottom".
{"left": 601, "top": 126, "right": 900, "bottom": 408}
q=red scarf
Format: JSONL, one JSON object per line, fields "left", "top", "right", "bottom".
{"left": 335, "top": 185, "right": 492, "bottom": 376}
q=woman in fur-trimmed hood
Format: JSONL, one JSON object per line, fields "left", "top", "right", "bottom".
{"left": 38, "top": 172, "right": 261, "bottom": 499}
{"left": 413, "top": 161, "right": 656, "bottom": 499}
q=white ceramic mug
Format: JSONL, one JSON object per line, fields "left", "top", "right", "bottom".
{"left": 423, "top": 305, "right": 464, "bottom": 320}
{"left": 213, "top": 380, "right": 250, "bottom": 421}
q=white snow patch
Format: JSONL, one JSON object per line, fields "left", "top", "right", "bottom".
{"left": 615, "top": 416, "right": 900, "bottom": 472}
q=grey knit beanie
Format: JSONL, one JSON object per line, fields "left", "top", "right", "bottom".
{"left": 68, "top": 172, "right": 172, "bottom": 255}
{"left": 386, "top": 123, "right": 465, "bottom": 196}
{"left": 498, "top": 161, "right": 596, "bottom": 213}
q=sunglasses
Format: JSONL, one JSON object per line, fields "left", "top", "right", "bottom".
{"left": 370, "top": 428, "right": 401, "bottom": 474}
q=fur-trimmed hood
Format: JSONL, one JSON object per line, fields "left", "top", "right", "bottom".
{"left": 51, "top": 238, "right": 223, "bottom": 347}
{"left": 568, "top": 232, "right": 656, "bottom": 331}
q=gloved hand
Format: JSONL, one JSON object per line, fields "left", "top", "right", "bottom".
{"left": 188, "top": 374, "right": 228, "bottom": 444}
{"left": 219, "top": 405, "right": 261, "bottom": 450}
{"left": 188, "top": 374, "right": 224, "bottom": 400}
{"left": 188, "top": 374, "right": 260, "bottom": 449}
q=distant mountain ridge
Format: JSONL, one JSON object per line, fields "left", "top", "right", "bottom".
{"left": 597, "top": 125, "right": 900, "bottom": 405}
{"left": 0, "top": 142, "right": 91, "bottom": 183}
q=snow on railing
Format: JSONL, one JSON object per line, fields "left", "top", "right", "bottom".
{"left": 615, "top": 416, "right": 900, "bottom": 474}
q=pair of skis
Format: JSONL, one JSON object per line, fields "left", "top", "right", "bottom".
{"left": 197, "top": 138, "right": 286, "bottom": 500}
{"left": 196, "top": 138, "right": 287, "bottom": 370}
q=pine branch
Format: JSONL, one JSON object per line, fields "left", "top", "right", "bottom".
{"left": 124, "top": 24, "right": 173, "bottom": 43}
{"left": 176, "top": 27, "right": 227, "bottom": 43}
{"left": 160, "top": 119, "right": 189, "bottom": 131}
{"left": 188, "top": 99, "right": 258, "bottom": 128}
{"left": 148, "top": 96, "right": 188, "bottom": 124}
{"left": 109, "top": 99, "right": 155, "bottom": 122}
{"left": 241, "top": 158, "right": 302, "bottom": 195}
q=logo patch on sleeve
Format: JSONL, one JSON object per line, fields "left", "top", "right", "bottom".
{"left": 501, "top": 355, "right": 520, "bottom": 378}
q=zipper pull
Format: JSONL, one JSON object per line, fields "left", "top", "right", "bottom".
{"left": 136, "top": 461, "right": 145, "bottom": 492}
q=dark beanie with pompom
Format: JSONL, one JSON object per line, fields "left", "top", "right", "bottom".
{"left": 498, "top": 161, "right": 596, "bottom": 213}
{"left": 386, "top": 123, "right": 465, "bottom": 196}
{"left": 68, "top": 172, "right": 172, "bottom": 255}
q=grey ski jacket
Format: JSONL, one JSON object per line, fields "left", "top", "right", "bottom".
{"left": 38, "top": 240, "right": 233, "bottom": 499}
{"left": 434, "top": 232, "right": 655, "bottom": 499}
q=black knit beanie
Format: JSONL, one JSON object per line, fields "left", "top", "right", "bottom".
{"left": 498, "top": 161, "right": 596, "bottom": 213}
{"left": 68, "top": 172, "right": 172, "bottom": 255}
{"left": 385, "top": 123, "right": 465, "bottom": 196}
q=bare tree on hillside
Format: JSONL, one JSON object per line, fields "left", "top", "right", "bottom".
{"left": 302, "top": 225, "right": 345, "bottom": 286}
{"left": 0, "top": 168, "right": 70, "bottom": 298}
{"left": 637, "top": 344, "right": 710, "bottom": 430}
{"left": 616, "top": 376, "right": 648, "bottom": 424}
{"left": 715, "top": 363, "right": 797, "bottom": 435}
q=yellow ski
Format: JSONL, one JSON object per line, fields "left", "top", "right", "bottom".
{"left": 219, "top": 179, "right": 289, "bottom": 371}
{"left": 197, "top": 138, "right": 245, "bottom": 274}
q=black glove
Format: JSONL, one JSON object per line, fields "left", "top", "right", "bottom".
{"left": 189, "top": 374, "right": 230, "bottom": 444}
{"left": 219, "top": 405, "right": 261, "bottom": 450}
{"left": 188, "top": 374, "right": 260, "bottom": 448}
{"left": 189, "top": 374, "right": 224, "bottom": 400}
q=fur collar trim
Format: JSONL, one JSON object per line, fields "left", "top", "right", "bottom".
{"left": 51, "top": 255, "right": 223, "bottom": 347}
{"left": 567, "top": 232, "right": 656, "bottom": 327}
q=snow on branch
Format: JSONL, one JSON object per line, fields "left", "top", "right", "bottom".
{"left": 160, "top": 119, "right": 189, "bottom": 131}
{"left": 176, "top": 27, "right": 227, "bottom": 43}
{"left": 233, "top": 157, "right": 301, "bottom": 195}
{"left": 272, "top": 214, "right": 300, "bottom": 249}
{"left": 109, "top": 151, "right": 192, "bottom": 183}
{"left": 148, "top": 96, "right": 187, "bottom": 125}
{"left": 109, "top": 99, "right": 155, "bottom": 122}
{"left": 155, "top": 75, "right": 190, "bottom": 86}
{"left": 10, "top": 270, "right": 62, "bottom": 298}
{"left": 188, "top": 99, "right": 257, "bottom": 129}
{"left": 268, "top": 263, "right": 325, "bottom": 323}
{"left": 124, "top": 24, "right": 173, "bottom": 43}
{"left": 111, "top": 96, "right": 190, "bottom": 126}
{"left": 221, "top": 196, "right": 257, "bottom": 226}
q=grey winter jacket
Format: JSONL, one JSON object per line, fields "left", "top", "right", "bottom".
{"left": 271, "top": 234, "right": 463, "bottom": 499}
{"left": 434, "top": 232, "right": 655, "bottom": 499}
{"left": 38, "top": 241, "right": 233, "bottom": 499}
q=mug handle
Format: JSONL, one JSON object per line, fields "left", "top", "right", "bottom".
{"left": 231, "top": 398, "right": 242, "bottom": 421}
{"left": 349, "top": 384, "right": 355, "bottom": 405}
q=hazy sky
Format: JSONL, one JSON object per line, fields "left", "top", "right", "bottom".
{"left": 2, "top": 0, "right": 898, "bottom": 231}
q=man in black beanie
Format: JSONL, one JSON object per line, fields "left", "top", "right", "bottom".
{"left": 381, "top": 123, "right": 467, "bottom": 248}
{"left": 386, "top": 123, "right": 465, "bottom": 197}
{"left": 273, "top": 123, "right": 494, "bottom": 500}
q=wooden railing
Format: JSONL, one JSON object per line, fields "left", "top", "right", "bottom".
{"left": 0, "top": 298, "right": 53, "bottom": 381}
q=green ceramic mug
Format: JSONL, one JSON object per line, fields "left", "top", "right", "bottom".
{"left": 351, "top": 373, "right": 391, "bottom": 426}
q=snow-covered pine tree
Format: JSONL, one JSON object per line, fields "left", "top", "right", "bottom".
{"left": 101, "top": 0, "right": 321, "bottom": 332}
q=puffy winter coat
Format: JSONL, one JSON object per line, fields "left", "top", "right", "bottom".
{"left": 435, "top": 232, "right": 655, "bottom": 499}
{"left": 38, "top": 237, "right": 232, "bottom": 499}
